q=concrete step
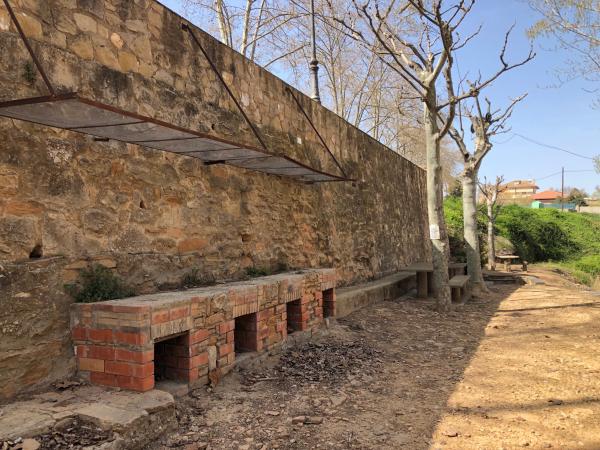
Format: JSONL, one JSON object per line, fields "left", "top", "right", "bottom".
{"left": 0, "top": 386, "right": 176, "bottom": 448}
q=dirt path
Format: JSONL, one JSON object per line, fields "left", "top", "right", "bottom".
{"left": 156, "top": 270, "right": 600, "bottom": 450}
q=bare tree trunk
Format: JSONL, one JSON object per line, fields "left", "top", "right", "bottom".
{"left": 424, "top": 91, "right": 451, "bottom": 311}
{"left": 214, "top": 0, "right": 232, "bottom": 47}
{"left": 462, "top": 167, "right": 487, "bottom": 292}
{"left": 487, "top": 199, "right": 496, "bottom": 270}
{"left": 239, "top": 0, "right": 255, "bottom": 56}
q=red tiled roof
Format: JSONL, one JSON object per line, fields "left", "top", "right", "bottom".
{"left": 532, "top": 190, "right": 563, "bottom": 201}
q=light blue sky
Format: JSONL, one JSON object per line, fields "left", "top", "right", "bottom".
{"left": 159, "top": 0, "right": 599, "bottom": 193}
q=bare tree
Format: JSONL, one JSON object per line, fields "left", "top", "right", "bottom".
{"left": 183, "top": 0, "right": 425, "bottom": 164}
{"left": 182, "top": 0, "right": 304, "bottom": 66}
{"left": 327, "top": 0, "right": 534, "bottom": 311}
{"left": 528, "top": 0, "right": 600, "bottom": 104}
{"left": 448, "top": 92, "right": 529, "bottom": 292}
{"left": 478, "top": 176, "right": 506, "bottom": 271}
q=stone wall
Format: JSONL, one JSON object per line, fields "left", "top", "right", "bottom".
{"left": 0, "top": 0, "right": 430, "bottom": 400}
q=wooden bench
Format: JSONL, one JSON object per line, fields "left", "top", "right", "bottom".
{"left": 449, "top": 275, "right": 470, "bottom": 303}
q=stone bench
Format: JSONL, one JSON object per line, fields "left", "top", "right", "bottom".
{"left": 70, "top": 269, "right": 336, "bottom": 392}
{"left": 449, "top": 275, "right": 470, "bottom": 303}
{"left": 335, "top": 272, "right": 415, "bottom": 317}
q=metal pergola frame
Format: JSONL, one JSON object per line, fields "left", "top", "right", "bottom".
{"left": 0, "top": 0, "right": 352, "bottom": 183}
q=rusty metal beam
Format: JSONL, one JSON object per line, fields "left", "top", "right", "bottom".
{"left": 181, "top": 23, "right": 269, "bottom": 153}
{"left": 2, "top": 0, "right": 55, "bottom": 96}
{"left": 285, "top": 87, "right": 347, "bottom": 179}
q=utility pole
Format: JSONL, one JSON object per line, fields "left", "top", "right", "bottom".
{"left": 561, "top": 166, "right": 564, "bottom": 211}
{"left": 309, "top": 0, "right": 321, "bottom": 103}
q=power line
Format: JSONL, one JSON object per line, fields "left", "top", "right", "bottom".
{"left": 513, "top": 133, "right": 595, "bottom": 160}
{"left": 530, "top": 169, "right": 594, "bottom": 181}
{"left": 536, "top": 171, "right": 562, "bottom": 181}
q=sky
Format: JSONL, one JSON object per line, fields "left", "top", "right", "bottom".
{"left": 159, "top": 0, "right": 599, "bottom": 194}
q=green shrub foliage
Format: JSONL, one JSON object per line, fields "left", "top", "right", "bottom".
{"left": 444, "top": 199, "right": 600, "bottom": 284}
{"left": 65, "top": 264, "right": 135, "bottom": 303}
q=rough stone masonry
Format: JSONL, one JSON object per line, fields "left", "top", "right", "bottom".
{"left": 0, "top": 0, "right": 429, "bottom": 400}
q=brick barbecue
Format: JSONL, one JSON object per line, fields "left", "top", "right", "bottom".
{"left": 70, "top": 269, "right": 336, "bottom": 392}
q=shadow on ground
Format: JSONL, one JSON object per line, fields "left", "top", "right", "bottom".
{"left": 153, "top": 283, "right": 521, "bottom": 449}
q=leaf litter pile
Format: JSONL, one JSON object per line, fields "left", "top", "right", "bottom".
{"left": 34, "top": 417, "right": 113, "bottom": 449}
{"left": 245, "top": 339, "right": 384, "bottom": 386}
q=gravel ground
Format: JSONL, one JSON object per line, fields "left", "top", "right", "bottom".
{"left": 147, "top": 268, "right": 600, "bottom": 449}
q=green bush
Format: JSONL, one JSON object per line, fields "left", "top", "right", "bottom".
{"left": 245, "top": 267, "right": 270, "bottom": 278}
{"left": 573, "top": 255, "right": 600, "bottom": 277}
{"left": 495, "top": 206, "right": 600, "bottom": 262}
{"left": 65, "top": 264, "right": 135, "bottom": 303}
{"left": 444, "top": 199, "right": 600, "bottom": 286}
{"left": 181, "top": 267, "right": 215, "bottom": 288}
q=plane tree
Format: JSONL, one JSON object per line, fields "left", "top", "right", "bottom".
{"left": 327, "top": 0, "right": 534, "bottom": 310}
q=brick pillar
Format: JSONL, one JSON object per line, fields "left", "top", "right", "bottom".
{"left": 322, "top": 288, "right": 336, "bottom": 317}
{"left": 71, "top": 304, "right": 155, "bottom": 392}
{"left": 217, "top": 319, "right": 235, "bottom": 373}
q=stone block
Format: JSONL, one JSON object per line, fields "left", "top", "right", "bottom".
{"left": 73, "top": 13, "right": 97, "bottom": 33}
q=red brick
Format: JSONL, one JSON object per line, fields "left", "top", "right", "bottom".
{"left": 179, "top": 352, "right": 208, "bottom": 369}
{"left": 257, "top": 309, "right": 273, "bottom": 321}
{"left": 170, "top": 306, "right": 189, "bottom": 321}
{"left": 218, "top": 342, "right": 234, "bottom": 357}
{"left": 71, "top": 327, "right": 87, "bottom": 341}
{"left": 192, "top": 352, "right": 208, "bottom": 367}
{"left": 218, "top": 320, "right": 235, "bottom": 335}
{"left": 88, "top": 328, "right": 114, "bottom": 343}
{"left": 76, "top": 345, "right": 115, "bottom": 360}
{"left": 78, "top": 357, "right": 105, "bottom": 372}
{"left": 116, "top": 375, "right": 154, "bottom": 392}
{"left": 92, "top": 304, "right": 116, "bottom": 312}
{"left": 115, "top": 349, "right": 153, "bottom": 364}
{"left": 226, "top": 331, "right": 234, "bottom": 343}
{"left": 152, "top": 309, "right": 170, "bottom": 324}
{"left": 276, "top": 322, "right": 286, "bottom": 332}
{"left": 111, "top": 305, "right": 149, "bottom": 314}
{"left": 80, "top": 317, "right": 92, "bottom": 326}
{"left": 300, "top": 295, "right": 312, "bottom": 305}
{"left": 190, "top": 341, "right": 208, "bottom": 356}
{"left": 78, "top": 304, "right": 93, "bottom": 313}
{"left": 90, "top": 372, "right": 118, "bottom": 387}
{"left": 114, "top": 331, "right": 149, "bottom": 345}
{"left": 106, "top": 361, "right": 153, "bottom": 378}
{"left": 185, "top": 329, "right": 209, "bottom": 345}
{"left": 314, "top": 307, "right": 323, "bottom": 319}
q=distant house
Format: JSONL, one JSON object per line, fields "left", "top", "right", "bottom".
{"left": 532, "top": 190, "right": 563, "bottom": 204}
{"left": 497, "top": 179, "right": 539, "bottom": 204}
{"left": 531, "top": 190, "right": 576, "bottom": 211}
